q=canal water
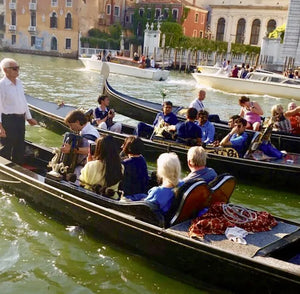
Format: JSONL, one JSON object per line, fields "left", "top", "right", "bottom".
{"left": 0, "top": 52, "right": 299, "bottom": 293}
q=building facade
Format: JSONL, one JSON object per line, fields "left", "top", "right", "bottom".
{"left": 2, "top": 0, "right": 88, "bottom": 58}
{"left": 190, "top": 0, "right": 289, "bottom": 46}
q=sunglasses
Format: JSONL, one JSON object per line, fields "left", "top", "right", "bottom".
{"left": 7, "top": 66, "right": 20, "bottom": 71}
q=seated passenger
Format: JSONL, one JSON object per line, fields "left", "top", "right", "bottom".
{"left": 219, "top": 117, "right": 248, "bottom": 157}
{"left": 133, "top": 52, "right": 139, "bottom": 62}
{"left": 239, "top": 96, "right": 263, "bottom": 131}
{"left": 285, "top": 102, "right": 300, "bottom": 135}
{"left": 79, "top": 135, "right": 123, "bottom": 199}
{"left": 169, "top": 108, "right": 202, "bottom": 146}
{"left": 228, "top": 114, "right": 241, "bottom": 129}
{"left": 62, "top": 110, "right": 100, "bottom": 182}
{"left": 120, "top": 136, "right": 149, "bottom": 200}
{"left": 271, "top": 104, "right": 292, "bottom": 133}
{"left": 93, "top": 94, "right": 122, "bottom": 133}
{"left": 197, "top": 110, "right": 215, "bottom": 144}
{"left": 230, "top": 65, "right": 239, "bottom": 78}
{"left": 144, "top": 152, "right": 182, "bottom": 215}
{"left": 136, "top": 101, "right": 178, "bottom": 139}
{"left": 183, "top": 146, "right": 217, "bottom": 184}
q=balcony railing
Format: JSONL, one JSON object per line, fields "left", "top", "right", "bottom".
{"left": 9, "top": 25, "right": 16, "bottom": 31}
{"left": 28, "top": 26, "right": 36, "bottom": 32}
{"left": 9, "top": 2, "right": 16, "bottom": 10}
{"left": 29, "top": 3, "right": 37, "bottom": 10}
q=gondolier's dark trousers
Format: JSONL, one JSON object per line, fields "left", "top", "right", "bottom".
{"left": 0, "top": 113, "right": 25, "bottom": 165}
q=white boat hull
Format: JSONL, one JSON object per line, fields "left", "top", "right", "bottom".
{"left": 79, "top": 57, "right": 169, "bottom": 81}
{"left": 192, "top": 72, "right": 300, "bottom": 101}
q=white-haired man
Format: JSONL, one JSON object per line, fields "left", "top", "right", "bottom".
{"left": 183, "top": 146, "right": 217, "bottom": 183}
{"left": 0, "top": 58, "right": 37, "bottom": 164}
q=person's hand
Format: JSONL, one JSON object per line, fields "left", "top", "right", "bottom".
{"left": 61, "top": 143, "right": 71, "bottom": 154}
{"left": 0, "top": 124, "right": 6, "bottom": 138}
{"left": 87, "top": 153, "right": 93, "bottom": 162}
{"left": 27, "top": 118, "right": 38, "bottom": 126}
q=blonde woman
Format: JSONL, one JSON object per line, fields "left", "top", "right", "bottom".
{"left": 144, "top": 152, "right": 182, "bottom": 214}
{"left": 271, "top": 104, "right": 292, "bottom": 133}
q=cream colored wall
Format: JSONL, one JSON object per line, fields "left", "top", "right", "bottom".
{"left": 210, "top": 6, "right": 288, "bottom": 46}
{"left": 4, "top": 0, "right": 82, "bottom": 55}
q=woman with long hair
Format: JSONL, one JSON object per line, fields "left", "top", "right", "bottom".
{"left": 79, "top": 135, "right": 123, "bottom": 199}
{"left": 120, "top": 136, "right": 149, "bottom": 200}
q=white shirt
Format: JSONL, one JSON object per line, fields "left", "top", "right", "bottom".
{"left": 189, "top": 98, "right": 205, "bottom": 112}
{"left": 80, "top": 122, "right": 100, "bottom": 144}
{"left": 0, "top": 76, "right": 32, "bottom": 123}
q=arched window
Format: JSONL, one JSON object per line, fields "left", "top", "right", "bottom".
{"left": 216, "top": 18, "right": 225, "bottom": 41}
{"left": 51, "top": 36, "right": 57, "bottom": 50}
{"left": 235, "top": 18, "right": 245, "bottom": 44}
{"left": 11, "top": 11, "right": 16, "bottom": 25}
{"left": 267, "top": 19, "right": 276, "bottom": 33}
{"left": 65, "top": 13, "right": 72, "bottom": 29}
{"left": 50, "top": 12, "right": 57, "bottom": 28}
{"left": 250, "top": 19, "right": 261, "bottom": 45}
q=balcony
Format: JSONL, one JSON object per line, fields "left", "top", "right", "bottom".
{"left": 28, "top": 26, "right": 36, "bottom": 32}
{"left": 9, "top": 2, "right": 16, "bottom": 10}
{"left": 29, "top": 3, "right": 37, "bottom": 10}
{"left": 9, "top": 25, "right": 16, "bottom": 31}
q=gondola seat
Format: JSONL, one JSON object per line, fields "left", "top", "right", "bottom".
{"left": 45, "top": 177, "right": 165, "bottom": 227}
{"left": 208, "top": 173, "right": 236, "bottom": 204}
{"left": 166, "top": 180, "right": 211, "bottom": 227}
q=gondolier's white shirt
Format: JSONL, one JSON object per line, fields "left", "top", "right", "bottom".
{"left": 0, "top": 76, "right": 32, "bottom": 123}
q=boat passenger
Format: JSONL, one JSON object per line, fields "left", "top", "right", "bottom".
{"left": 189, "top": 89, "right": 206, "bottom": 112}
{"left": 150, "top": 56, "right": 155, "bottom": 68}
{"left": 145, "top": 56, "right": 151, "bottom": 68}
{"left": 230, "top": 65, "right": 239, "bottom": 78}
{"left": 169, "top": 108, "right": 202, "bottom": 146}
{"left": 133, "top": 52, "right": 139, "bottom": 62}
{"left": 219, "top": 117, "right": 248, "bottom": 157}
{"left": 223, "top": 60, "right": 232, "bottom": 76}
{"left": 196, "top": 110, "right": 215, "bottom": 144}
{"left": 120, "top": 136, "right": 149, "bottom": 201}
{"left": 62, "top": 110, "right": 100, "bottom": 182}
{"left": 294, "top": 70, "right": 299, "bottom": 79}
{"left": 138, "top": 55, "right": 146, "bottom": 68}
{"left": 79, "top": 135, "right": 123, "bottom": 199}
{"left": 93, "top": 94, "right": 122, "bottom": 133}
{"left": 228, "top": 115, "right": 241, "bottom": 129}
{"left": 271, "top": 104, "right": 292, "bottom": 133}
{"left": 144, "top": 152, "right": 182, "bottom": 214}
{"left": 183, "top": 146, "right": 217, "bottom": 184}
{"left": 239, "top": 96, "right": 263, "bottom": 131}
{"left": 285, "top": 102, "right": 300, "bottom": 135}
{"left": 136, "top": 101, "right": 178, "bottom": 139}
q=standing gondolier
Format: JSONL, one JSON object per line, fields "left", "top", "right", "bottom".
{"left": 0, "top": 58, "right": 37, "bottom": 164}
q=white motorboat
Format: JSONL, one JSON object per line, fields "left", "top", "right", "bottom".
{"left": 192, "top": 70, "right": 300, "bottom": 100}
{"left": 79, "top": 55, "right": 169, "bottom": 81}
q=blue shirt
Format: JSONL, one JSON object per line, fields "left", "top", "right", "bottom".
{"left": 145, "top": 186, "right": 175, "bottom": 214}
{"left": 230, "top": 132, "right": 248, "bottom": 157}
{"left": 183, "top": 167, "right": 217, "bottom": 184}
{"left": 197, "top": 121, "right": 215, "bottom": 144}
{"left": 176, "top": 121, "right": 202, "bottom": 143}
{"left": 153, "top": 112, "right": 178, "bottom": 127}
{"left": 122, "top": 156, "right": 149, "bottom": 195}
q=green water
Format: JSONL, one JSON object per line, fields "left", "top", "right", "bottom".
{"left": 0, "top": 52, "right": 299, "bottom": 293}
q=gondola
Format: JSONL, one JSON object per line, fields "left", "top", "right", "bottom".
{"left": 102, "top": 64, "right": 300, "bottom": 154}
{"left": 26, "top": 94, "right": 300, "bottom": 191}
{"left": 0, "top": 141, "right": 299, "bottom": 293}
